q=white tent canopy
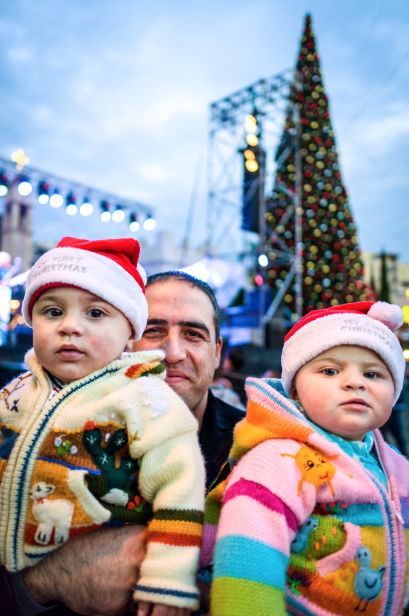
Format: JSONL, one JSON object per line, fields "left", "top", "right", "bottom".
{"left": 182, "top": 256, "right": 246, "bottom": 309}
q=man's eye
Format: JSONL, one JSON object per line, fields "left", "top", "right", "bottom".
{"left": 364, "top": 371, "right": 378, "bottom": 380}
{"left": 322, "top": 368, "right": 338, "bottom": 376}
{"left": 186, "top": 331, "right": 202, "bottom": 339}
{"left": 88, "top": 309, "right": 104, "bottom": 319}
{"left": 143, "top": 328, "right": 162, "bottom": 335}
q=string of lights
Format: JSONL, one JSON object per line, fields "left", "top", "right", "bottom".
{"left": 0, "top": 152, "right": 156, "bottom": 232}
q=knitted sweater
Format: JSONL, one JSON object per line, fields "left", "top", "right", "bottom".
{"left": 203, "top": 377, "right": 409, "bottom": 616}
{"left": 0, "top": 348, "right": 205, "bottom": 610}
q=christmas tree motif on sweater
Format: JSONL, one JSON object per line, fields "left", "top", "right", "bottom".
{"left": 82, "top": 422, "right": 151, "bottom": 523}
{"left": 264, "top": 14, "right": 368, "bottom": 314}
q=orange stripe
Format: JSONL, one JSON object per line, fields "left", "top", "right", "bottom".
{"left": 148, "top": 530, "right": 202, "bottom": 547}
{"left": 149, "top": 519, "right": 202, "bottom": 536}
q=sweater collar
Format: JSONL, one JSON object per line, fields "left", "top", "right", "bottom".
{"left": 23, "top": 347, "right": 166, "bottom": 385}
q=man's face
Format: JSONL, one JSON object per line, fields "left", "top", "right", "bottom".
{"left": 134, "top": 280, "right": 222, "bottom": 412}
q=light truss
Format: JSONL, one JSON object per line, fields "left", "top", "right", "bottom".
{"left": 0, "top": 155, "right": 154, "bottom": 219}
{"left": 206, "top": 69, "right": 292, "bottom": 259}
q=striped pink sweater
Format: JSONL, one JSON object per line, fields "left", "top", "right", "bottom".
{"left": 207, "top": 378, "right": 409, "bottom": 616}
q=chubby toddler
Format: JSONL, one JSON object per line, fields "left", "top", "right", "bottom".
{"left": 0, "top": 237, "right": 205, "bottom": 616}
{"left": 204, "top": 301, "right": 409, "bottom": 616}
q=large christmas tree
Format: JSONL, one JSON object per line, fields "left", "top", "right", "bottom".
{"left": 264, "top": 14, "right": 367, "bottom": 315}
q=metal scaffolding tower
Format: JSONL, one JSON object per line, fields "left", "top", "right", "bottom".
{"left": 206, "top": 68, "right": 305, "bottom": 328}
{"left": 207, "top": 69, "right": 292, "bottom": 261}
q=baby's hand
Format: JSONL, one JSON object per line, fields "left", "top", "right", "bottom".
{"left": 137, "top": 601, "right": 191, "bottom": 616}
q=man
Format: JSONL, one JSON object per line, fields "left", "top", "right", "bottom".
{"left": 1, "top": 272, "right": 244, "bottom": 616}
{"left": 138, "top": 272, "right": 244, "bottom": 491}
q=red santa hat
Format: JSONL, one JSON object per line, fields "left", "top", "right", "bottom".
{"left": 281, "top": 301, "right": 405, "bottom": 405}
{"left": 23, "top": 237, "right": 148, "bottom": 340}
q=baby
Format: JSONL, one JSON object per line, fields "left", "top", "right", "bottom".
{"left": 0, "top": 237, "right": 205, "bottom": 616}
{"left": 204, "top": 301, "right": 409, "bottom": 616}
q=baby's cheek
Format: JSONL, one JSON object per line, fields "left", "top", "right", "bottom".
{"left": 88, "top": 332, "right": 124, "bottom": 360}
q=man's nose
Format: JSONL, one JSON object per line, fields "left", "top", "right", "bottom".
{"left": 161, "top": 331, "right": 187, "bottom": 365}
{"left": 58, "top": 316, "right": 84, "bottom": 337}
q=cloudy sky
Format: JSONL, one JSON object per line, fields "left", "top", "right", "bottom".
{"left": 1, "top": 0, "right": 409, "bottom": 260}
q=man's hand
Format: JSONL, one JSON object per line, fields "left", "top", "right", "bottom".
{"left": 23, "top": 525, "right": 147, "bottom": 616}
{"left": 137, "top": 602, "right": 190, "bottom": 616}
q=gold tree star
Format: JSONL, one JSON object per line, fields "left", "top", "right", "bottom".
{"left": 11, "top": 149, "right": 29, "bottom": 171}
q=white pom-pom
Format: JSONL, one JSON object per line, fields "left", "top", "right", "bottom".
{"left": 367, "top": 301, "right": 403, "bottom": 330}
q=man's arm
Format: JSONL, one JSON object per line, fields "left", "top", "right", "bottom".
{"left": 20, "top": 525, "right": 147, "bottom": 616}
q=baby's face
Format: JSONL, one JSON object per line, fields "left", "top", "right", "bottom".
{"left": 292, "top": 345, "right": 395, "bottom": 441}
{"left": 32, "top": 287, "right": 134, "bottom": 383}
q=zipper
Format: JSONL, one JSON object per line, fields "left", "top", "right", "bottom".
{"left": 207, "top": 460, "right": 229, "bottom": 495}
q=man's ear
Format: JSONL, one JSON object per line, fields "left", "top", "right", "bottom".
{"left": 214, "top": 336, "right": 223, "bottom": 370}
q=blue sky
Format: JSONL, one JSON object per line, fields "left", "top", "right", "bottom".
{"left": 1, "top": 0, "right": 409, "bottom": 259}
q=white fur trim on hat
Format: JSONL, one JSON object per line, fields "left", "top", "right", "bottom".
{"left": 282, "top": 311, "right": 405, "bottom": 405}
{"left": 23, "top": 246, "right": 148, "bottom": 340}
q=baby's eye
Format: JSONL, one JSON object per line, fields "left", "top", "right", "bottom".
{"left": 45, "top": 307, "right": 62, "bottom": 318}
{"left": 364, "top": 371, "right": 378, "bottom": 380}
{"left": 322, "top": 368, "right": 338, "bottom": 376}
{"left": 88, "top": 309, "right": 105, "bottom": 319}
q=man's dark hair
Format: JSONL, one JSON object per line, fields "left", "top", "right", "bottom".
{"left": 146, "top": 271, "right": 222, "bottom": 341}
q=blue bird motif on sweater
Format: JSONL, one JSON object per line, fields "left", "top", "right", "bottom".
{"left": 354, "top": 546, "right": 386, "bottom": 612}
{"left": 291, "top": 516, "right": 318, "bottom": 554}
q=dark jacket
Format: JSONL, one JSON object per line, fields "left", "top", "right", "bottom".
{"left": 199, "top": 389, "right": 245, "bottom": 491}
{"left": 0, "top": 389, "right": 244, "bottom": 616}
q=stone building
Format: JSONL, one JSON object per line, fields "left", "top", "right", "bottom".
{"left": 1, "top": 178, "right": 33, "bottom": 271}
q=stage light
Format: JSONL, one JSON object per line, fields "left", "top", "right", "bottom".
{"left": 80, "top": 199, "right": 93, "bottom": 216}
{"left": 404, "top": 350, "right": 409, "bottom": 360}
{"left": 246, "top": 134, "right": 258, "bottom": 146}
{"left": 244, "top": 150, "right": 255, "bottom": 160}
{"left": 17, "top": 178, "right": 32, "bottom": 196}
{"left": 255, "top": 274, "right": 263, "bottom": 286}
{"left": 129, "top": 213, "right": 140, "bottom": 232}
{"left": 245, "top": 114, "right": 257, "bottom": 133}
{"left": 38, "top": 181, "right": 50, "bottom": 204}
{"left": 100, "top": 200, "right": 111, "bottom": 222}
{"left": 258, "top": 254, "right": 268, "bottom": 267}
{"left": 50, "top": 190, "right": 63, "bottom": 208}
{"left": 66, "top": 192, "right": 77, "bottom": 215}
{"left": 0, "top": 173, "right": 8, "bottom": 197}
{"left": 143, "top": 215, "right": 156, "bottom": 231}
{"left": 112, "top": 205, "right": 125, "bottom": 222}
{"left": 66, "top": 204, "right": 77, "bottom": 215}
{"left": 245, "top": 159, "right": 258, "bottom": 172}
